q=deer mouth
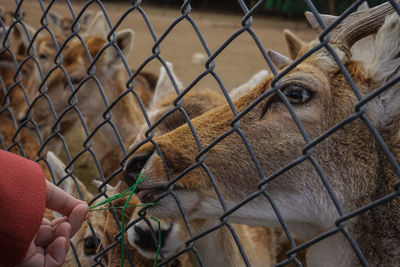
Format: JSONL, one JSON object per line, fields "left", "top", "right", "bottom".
{"left": 135, "top": 184, "right": 185, "bottom": 204}
{"left": 136, "top": 186, "right": 167, "bottom": 203}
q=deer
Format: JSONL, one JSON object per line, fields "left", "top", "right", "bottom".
{"left": 45, "top": 151, "right": 190, "bottom": 266}
{"left": 25, "top": 12, "right": 158, "bottom": 178}
{"left": 1, "top": 8, "right": 81, "bottom": 84}
{"left": 0, "top": 16, "right": 185, "bottom": 266}
{"left": 126, "top": 63, "right": 305, "bottom": 266}
{"left": 47, "top": 10, "right": 93, "bottom": 37}
{"left": 0, "top": 25, "right": 46, "bottom": 163}
{"left": 0, "top": 17, "right": 75, "bottom": 124}
{"left": 0, "top": 22, "right": 41, "bottom": 115}
{"left": 123, "top": 2, "right": 400, "bottom": 266}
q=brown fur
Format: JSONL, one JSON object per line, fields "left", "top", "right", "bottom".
{"left": 0, "top": 114, "right": 50, "bottom": 180}
{"left": 126, "top": 14, "right": 400, "bottom": 267}
{"left": 0, "top": 24, "right": 40, "bottom": 117}
{"left": 34, "top": 31, "right": 67, "bottom": 75}
{"left": 0, "top": 60, "right": 27, "bottom": 113}
{"left": 30, "top": 29, "right": 156, "bottom": 178}
{"left": 0, "top": 43, "right": 48, "bottom": 176}
{"left": 128, "top": 70, "right": 306, "bottom": 266}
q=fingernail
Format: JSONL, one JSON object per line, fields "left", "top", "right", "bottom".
{"left": 84, "top": 212, "right": 89, "bottom": 220}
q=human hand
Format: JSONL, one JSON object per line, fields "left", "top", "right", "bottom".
{"left": 18, "top": 180, "right": 89, "bottom": 267}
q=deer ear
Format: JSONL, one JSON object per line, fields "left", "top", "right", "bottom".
{"left": 351, "top": 2, "right": 375, "bottom": 66}
{"left": 283, "top": 29, "right": 305, "bottom": 59}
{"left": 351, "top": 35, "right": 376, "bottom": 66}
{"left": 46, "top": 151, "right": 90, "bottom": 200}
{"left": 366, "top": 13, "right": 400, "bottom": 129}
{"left": 0, "top": 26, "right": 7, "bottom": 44}
{"left": 91, "top": 180, "right": 123, "bottom": 195}
{"left": 46, "top": 151, "right": 76, "bottom": 194}
{"left": 0, "top": 5, "right": 4, "bottom": 22}
{"left": 230, "top": 69, "right": 269, "bottom": 100}
{"left": 80, "top": 10, "right": 93, "bottom": 26}
{"left": 46, "top": 151, "right": 90, "bottom": 218}
{"left": 151, "top": 62, "right": 183, "bottom": 107}
{"left": 85, "top": 11, "right": 109, "bottom": 37}
{"left": 115, "top": 29, "right": 134, "bottom": 56}
{"left": 11, "top": 23, "right": 35, "bottom": 56}
{"left": 357, "top": 2, "right": 370, "bottom": 11}
{"left": 92, "top": 179, "right": 136, "bottom": 220}
{"left": 48, "top": 11, "right": 62, "bottom": 28}
{"left": 304, "top": 12, "right": 338, "bottom": 35}
{"left": 267, "top": 49, "right": 293, "bottom": 70}
{"left": 104, "top": 29, "right": 134, "bottom": 70}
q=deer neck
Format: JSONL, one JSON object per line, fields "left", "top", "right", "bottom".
{"left": 305, "top": 232, "right": 356, "bottom": 267}
{"left": 357, "top": 125, "right": 400, "bottom": 266}
{"left": 306, "top": 205, "right": 400, "bottom": 267}
{"left": 95, "top": 70, "right": 144, "bottom": 144}
{"left": 305, "top": 124, "right": 400, "bottom": 266}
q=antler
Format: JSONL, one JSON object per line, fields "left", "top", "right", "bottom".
{"left": 306, "top": 1, "right": 399, "bottom": 54}
{"left": 305, "top": 1, "right": 370, "bottom": 35}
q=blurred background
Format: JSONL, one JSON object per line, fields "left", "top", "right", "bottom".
{"left": 104, "top": 0, "right": 388, "bottom": 16}
{"left": 1, "top": 0, "right": 386, "bottom": 92}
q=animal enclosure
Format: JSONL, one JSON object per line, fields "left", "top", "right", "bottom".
{"left": 1, "top": 0, "right": 400, "bottom": 266}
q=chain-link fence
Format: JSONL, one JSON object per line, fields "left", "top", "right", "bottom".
{"left": 1, "top": 0, "right": 400, "bottom": 266}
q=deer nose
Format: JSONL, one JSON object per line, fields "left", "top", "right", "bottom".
{"left": 124, "top": 150, "right": 153, "bottom": 187}
{"left": 133, "top": 223, "right": 172, "bottom": 252}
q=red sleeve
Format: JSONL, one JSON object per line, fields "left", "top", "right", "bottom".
{"left": 0, "top": 150, "right": 46, "bottom": 266}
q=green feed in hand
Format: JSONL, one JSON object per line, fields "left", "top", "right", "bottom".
{"left": 87, "top": 172, "right": 162, "bottom": 267}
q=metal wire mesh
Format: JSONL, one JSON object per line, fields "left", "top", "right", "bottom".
{"left": 1, "top": 0, "right": 399, "bottom": 266}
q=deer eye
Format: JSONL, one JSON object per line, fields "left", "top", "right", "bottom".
{"left": 70, "top": 78, "right": 81, "bottom": 85}
{"left": 64, "top": 78, "right": 80, "bottom": 90}
{"left": 282, "top": 84, "right": 312, "bottom": 104}
{"left": 38, "top": 53, "right": 47, "bottom": 60}
{"left": 83, "top": 236, "right": 99, "bottom": 256}
{"left": 170, "top": 259, "right": 181, "bottom": 267}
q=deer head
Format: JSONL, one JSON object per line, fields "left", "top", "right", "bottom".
{"left": 127, "top": 62, "right": 224, "bottom": 263}
{"left": 46, "top": 151, "right": 190, "bottom": 266}
{"left": 0, "top": 23, "right": 39, "bottom": 116}
{"left": 48, "top": 10, "right": 93, "bottom": 36}
{"left": 124, "top": 3, "right": 400, "bottom": 266}
{"left": 127, "top": 63, "right": 284, "bottom": 266}
{"left": 28, "top": 12, "right": 141, "bottom": 139}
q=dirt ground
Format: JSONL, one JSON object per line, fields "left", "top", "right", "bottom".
{"left": 1, "top": 0, "right": 314, "bottom": 90}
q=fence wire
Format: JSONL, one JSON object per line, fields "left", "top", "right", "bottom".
{"left": 1, "top": 0, "right": 399, "bottom": 266}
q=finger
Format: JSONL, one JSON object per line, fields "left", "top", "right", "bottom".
{"left": 17, "top": 241, "right": 42, "bottom": 267}
{"left": 44, "top": 236, "right": 67, "bottom": 267}
{"left": 18, "top": 253, "right": 44, "bottom": 267}
{"left": 51, "top": 217, "right": 68, "bottom": 228}
{"left": 53, "top": 221, "right": 71, "bottom": 252}
{"left": 36, "top": 246, "right": 45, "bottom": 255}
{"left": 53, "top": 222, "right": 71, "bottom": 240}
{"left": 67, "top": 203, "right": 89, "bottom": 237}
{"left": 45, "top": 180, "right": 87, "bottom": 216}
{"left": 42, "top": 218, "right": 51, "bottom": 226}
{"left": 35, "top": 223, "right": 54, "bottom": 248}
